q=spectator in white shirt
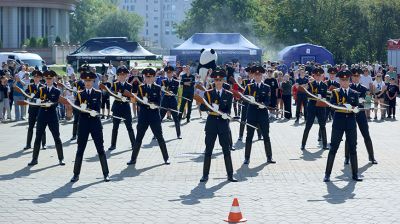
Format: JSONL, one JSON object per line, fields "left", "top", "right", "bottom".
{"left": 106, "top": 64, "right": 116, "bottom": 83}
{"left": 360, "top": 67, "right": 373, "bottom": 90}
{"left": 66, "top": 64, "right": 74, "bottom": 76}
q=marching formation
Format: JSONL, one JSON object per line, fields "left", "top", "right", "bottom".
{"left": 1, "top": 60, "right": 394, "bottom": 184}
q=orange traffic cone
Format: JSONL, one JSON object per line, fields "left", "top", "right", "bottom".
{"left": 224, "top": 198, "right": 247, "bottom": 223}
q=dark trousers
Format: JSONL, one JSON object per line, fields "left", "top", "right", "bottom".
{"left": 130, "top": 120, "right": 169, "bottom": 162}
{"left": 110, "top": 111, "right": 135, "bottom": 147}
{"left": 296, "top": 94, "right": 308, "bottom": 119}
{"left": 239, "top": 104, "right": 261, "bottom": 139}
{"left": 301, "top": 104, "right": 327, "bottom": 147}
{"left": 72, "top": 110, "right": 80, "bottom": 137}
{"left": 345, "top": 112, "right": 375, "bottom": 161}
{"left": 388, "top": 100, "right": 396, "bottom": 117}
{"left": 179, "top": 93, "right": 193, "bottom": 120}
{"left": 26, "top": 111, "right": 46, "bottom": 147}
{"left": 73, "top": 117, "right": 109, "bottom": 176}
{"left": 160, "top": 108, "right": 181, "bottom": 137}
{"left": 282, "top": 95, "right": 292, "bottom": 119}
{"left": 31, "top": 119, "right": 63, "bottom": 162}
{"left": 325, "top": 123, "right": 358, "bottom": 177}
{"left": 203, "top": 131, "right": 234, "bottom": 177}
{"left": 245, "top": 119, "right": 272, "bottom": 160}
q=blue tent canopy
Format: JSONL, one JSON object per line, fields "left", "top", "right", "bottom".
{"left": 170, "top": 33, "right": 262, "bottom": 65}
{"left": 278, "top": 43, "right": 334, "bottom": 67}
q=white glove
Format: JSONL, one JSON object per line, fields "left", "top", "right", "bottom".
{"left": 344, "top": 103, "right": 352, "bottom": 110}
{"left": 73, "top": 87, "right": 77, "bottom": 91}
{"left": 149, "top": 103, "right": 157, "bottom": 109}
{"left": 212, "top": 103, "right": 219, "bottom": 111}
{"left": 121, "top": 97, "right": 128, "bottom": 103}
{"left": 30, "top": 93, "right": 35, "bottom": 98}
{"left": 258, "top": 104, "right": 266, "bottom": 109}
{"left": 117, "top": 92, "right": 122, "bottom": 98}
{"left": 80, "top": 103, "right": 87, "bottom": 110}
{"left": 359, "top": 98, "right": 365, "bottom": 104}
{"left": 221, "top": 113, "right": 229, "bottom": 120}
{"left": 161, "top": 86, "right": 166, "bottom": 91}
{"left": 353, "top": 107, "right": 360, "bottom": 114}
{"left": 36, "top": 99, "right": 41, "bottom": 104}
{"left": 317, "top": 94, "right": 322, "bottom": 99}
{"left": 142, "top": 97, "right": 148, "bottom": 104}
{"left": 89, "top": 110, "right": 98, "bottom": 117}
{"left": 248, "top": 96, "right": 255, "bottom": 102}
{"left": 43, "top": 102, "right": 52, "bottom": 107}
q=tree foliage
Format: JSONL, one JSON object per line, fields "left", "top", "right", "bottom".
{"left": 177, "top": 0, "right": 400, "bottom": 63}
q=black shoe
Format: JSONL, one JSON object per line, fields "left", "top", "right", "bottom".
{"left": 104, "top": 175, "right": 110, "bottom": 182}
{"left": 23, "top": 145, "right": 31, "bottom": 150}
{"left": 317, "top": 137, "right": 321, "bottom": 142}
{"left": 70, "top": 175, "right": 79, "bottom": 182}
{"left": 101, "top": 115, "right": 105, "bottom": 119}
{"left": 228, "top": 176, "right": 238, "bottom": 182}
{"left": 126, "top": 160, "right": 136, "bottom": 165}
{"left": 200, "top": 175, "right": 209, "bottom": 182}
{"left": 152, "top": 136, "right": 156, "bottom": 140}
{"left": 164, "top": 159, "right": 170, "bottom": 165}
{"left": 28, "top": 160, "right": 38, "bottom": 166}
{"left": 70, "top": 136, "right": 76, "bottom": 141}
{"left": 323, "top": 175, "right": 330, "bottom": 182}
{"left": 267, "top": 159, "right": 276, "bottom": 164}
{"left": 108, "top": 146, "right": 116, "bottom": 151}
{"left": 186, "top": 118, "right": 190, "bottom": 123}
{"left": 301, "top": 145, "right": 305, "bottom": 151}
{"left": 107, "top": 115, "right": 111, "bottom": 119}
{"left": 295, "top": 119, "right": 299, "bottom": 123}
{"left": 59, "top": 160, "right": 65, "bottom": 166}
{"left": 370, "top": 159, "right": 378, "bottom": 164}
{"left": 322, "top": 146, "right": 329, "bottom": 150}
{"left": 230, "top": 146, "right": 236, "bottom": 151}
{"left": 177, "top": 136, "right": 182, "bottom": 139}
{"left": 243, "top": 159, "right": 250, "bottom": 165}
{"left": 42, "top": 145, "right": 47, "bottom": 150}
{"left": 258, "top": 137, "right": 263, "bottom": 141}
{"left": 344, "top": 158, "right": 349, "bottom": 165}
{"left": 352, "top": 176, "right": 363, "bottom": 181}
{"left": 238, "top": 137, "right": 243, "bottom": 141}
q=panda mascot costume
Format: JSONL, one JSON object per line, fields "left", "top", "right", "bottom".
{"left": 197, "top": 48, "right": 217, "bottom": 83}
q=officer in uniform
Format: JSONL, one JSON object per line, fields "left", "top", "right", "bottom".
{"left": 70, "top": 66, "right": 85, "bottom": 141}
{"left": 344, "top": 68, "right": 377, "bottom": 165}
{"left": 301, "top": 68, "right": 329, "bottom": 150}
{"left": 127, "top": 68, "right": 170, "bottom": 165}
{"left": 23, "top": 70, "right": 46, "bottom": 150}
{"left": 324, "top": 70, "right": 362, "bottom": 182}
{"left": 295, "top": 67, "right": 309, "bottom": 122}
{"left": 199, "top": 68, "right": 237, "bottom": 182}
{"left": 70, "top": 71, "right": 110, "bottom": 182}
{"left": 243, "top": 66, "right": 276, "bottom": 165}
{"left": 238, "top": 67, "right": 262, "bottom": 141}
{"left": 325, "top": 67, "right": 340, "bottom": 121}
{"left": 160, "top": 65, "right": 181, "bottom": 139}
{"left": 178, "top": 68, "right": 195, "bottom": 123}
{"left": 28, "top": 70, "right": 65, "bottom": 166}
{"left": 108, "top": 66, "right": 136, "bottom": 151}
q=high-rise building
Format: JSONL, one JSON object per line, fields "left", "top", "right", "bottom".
{"left": 0, "top": 0, "right": 77, "bottom": 48}
{"left": 119, "top": 0, "right": 193, "bottom": 49}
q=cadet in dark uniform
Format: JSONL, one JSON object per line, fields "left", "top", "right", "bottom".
{"left": 301, "top": 68, "right": 329, "bottom": 150}
{"left": 70, "top": 72, "right": 110, "bottom": 182}
{"left": 325, "top": 67, "right": 340, "bottom": 121}
{"left": 28, "top": 70, "right": 65, "bottom": 166}
{"left": 160, "top": 66, "right": 181, "bottom": 139}
{"left": 127, "top": 68, "right": 170, "bottom": 165}
{"left": 23, "top": 70, "right": 46, "bottom": 150}
{"left": 108, "top": 67, "right": 136, "bottom": 151}
{"left": 178, "top": 68, "right": 195, "bottom": 123}
{"left": 324, "top": 70, "right": 362, "bottom": 182}
{"left": 295, "top": 67, "right": 309, "bottom": 122}
{"left": 344, "top": 68, "right": 377, "bottom": 165}
{"left": 199, "top": 68, "right": 237, "bottom": 182}
{"left": 238, "top": 67, "right": 262, "bottom": 141}
{"left": 70, "top": 67, "right": 86, "bottom": 141}
{"left": 243, "top": 66, "right": 276, "bottom": 165}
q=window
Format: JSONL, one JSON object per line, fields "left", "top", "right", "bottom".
{"left": 146, "top": 21, "right": 148, "bottom": 27}
{"left": 146, "top": 5, "right": 148, "bottom": 10}
{"left": 130, "top": 5, "right": 135, "bottom": 11}
{"left": 146, "top": 29, "right": 148, "bottom": 35}
{"left": 165, "top": 21, "right": 170, "bottom": 27}
{"left": 154, "top": 33, "right": 158, "bottom": 36}
{"left": 165, "top": 31, "right": 170, "bottom": 35}
{"left": 154, "top": 25, "right": 158, "bottom": 28}
{"left": 154, "top": 17, "right": 158, "bottom": 20}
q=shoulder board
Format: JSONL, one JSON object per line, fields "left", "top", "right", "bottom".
{"left": 224, "top": 89, "right": 233, "bottom": 95}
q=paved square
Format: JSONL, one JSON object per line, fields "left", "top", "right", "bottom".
{"left": 1, "top": 108, "right": 399, "bottom": 223}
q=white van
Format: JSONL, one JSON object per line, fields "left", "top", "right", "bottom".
{"left": 0, "top": 51, "right": 44, "bottom": 69}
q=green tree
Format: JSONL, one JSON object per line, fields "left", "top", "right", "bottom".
{"left": 94, "top": 10, "right": 143, "bottom": 41}
{"left": 70, "top": 0, "right": 117, "bottom": 43}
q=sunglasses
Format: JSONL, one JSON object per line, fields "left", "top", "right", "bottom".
{"left": 214, "top": 79, "right": 223, "bottom": 81}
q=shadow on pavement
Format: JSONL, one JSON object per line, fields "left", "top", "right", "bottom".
{"left": 85, "top": 148, "right": 132, "bottom": 163}
{"left": 0, "top": 150, "right": 30, "bottom": 162}
{"left": 169, "top": 181, "right": 229, "bottom": 205}
{"left": 177, "top": 151, "right": 223, "bottom": 164}
{"left": 0, "top": 164, "right": 59, "bottom": 181}
{"left": 300, "top": 148, "right": 325, "bottom": 161}
{"left": 235, "top": 162, "right": 268, "bottom": 181}
{"left": 111, "top": 163, "right": 164, "bottom": 182}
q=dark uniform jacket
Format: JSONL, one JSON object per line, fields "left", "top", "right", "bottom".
{"left": 137, "top": 83, "right": 162, "bottom": 122}
{"left": 201, "top": 89, "right": 232, "bottom": 133}
{"left": 243, "top": 82, "right": 271, "bottom": 122}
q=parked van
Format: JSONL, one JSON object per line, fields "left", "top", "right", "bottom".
{"left": 0, "top": 51, "right": 44, "bottom": 69}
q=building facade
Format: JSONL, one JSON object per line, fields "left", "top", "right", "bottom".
{"left": 0, "top": 0, "right": 77, "bottom": 48}
{"left": 119, "top": 0, "right": 193, "bottom": 49}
